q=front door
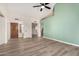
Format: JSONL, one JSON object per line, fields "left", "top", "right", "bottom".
{"left": 11, "top": 23, "right": 18, "bottom": 38}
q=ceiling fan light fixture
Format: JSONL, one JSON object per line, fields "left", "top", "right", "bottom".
{"left": 33, "top": 3, "right": 51, "bottom": 11}
{"left": 41, "top": 6, "right": 45, "bottom": 8}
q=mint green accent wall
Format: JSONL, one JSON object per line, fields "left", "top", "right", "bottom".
{"left": 41, "top": 3, "right": 79, "bottom": 45}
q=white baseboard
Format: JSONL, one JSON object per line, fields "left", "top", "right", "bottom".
{"left": 43, "top": 36, "right": 79, "bottom": 47}
{"left": 0, "top": 41, "right": 7, "bottom": 45}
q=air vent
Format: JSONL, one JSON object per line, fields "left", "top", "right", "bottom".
{"left": 15, "top": 18, "right": 19, "bottom": 20}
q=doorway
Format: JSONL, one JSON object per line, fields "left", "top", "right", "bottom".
{"left": 10, "top": 23, "right": 18, "bottom": 39}
{"left": 41, "top": 28, "right": 44, "bottom": 37}
{"left": 32, "top": 23, "right": 38, "bottom": 38}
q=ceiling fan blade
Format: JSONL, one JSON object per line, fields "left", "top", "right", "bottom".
{"left": 45, "top": 6, "right": 51, "bottom": 9}
{"left": 40, "top": 3, "right": 44, "bottom": 6}
{"left": 40, "top": 8, "right": 42, "bottom": 11}
{"left": 45, "top": 3, "right": 49, "bottom": 5}
{"left": 33, "top": 5, "right": 42, "bottom": 7}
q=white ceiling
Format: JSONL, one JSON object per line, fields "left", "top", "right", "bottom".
{"left": 0, "top": 3, "right": 55, "bottom": 21}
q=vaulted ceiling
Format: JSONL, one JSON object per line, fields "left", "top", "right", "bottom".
{"left": 0, "top": 3, "right": 55, "bottom": 21}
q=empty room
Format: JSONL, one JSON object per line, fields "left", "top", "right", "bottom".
{"left": 1, "top": 3, "right": 79, "bottom": 56}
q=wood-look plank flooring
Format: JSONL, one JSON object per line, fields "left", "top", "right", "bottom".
{"left": 0, "top": 37, "right": 79, "bottom": 56}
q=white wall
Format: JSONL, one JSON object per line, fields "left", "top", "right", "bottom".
{"left": 23, "top": 17, "right": 32, "bottom": 38}
{"left": 0, "top": 17, "right": 7, "bottom": 44}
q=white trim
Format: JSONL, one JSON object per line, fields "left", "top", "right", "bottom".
{"left": 43, "top": 36, "right": 79, "bottom": 47}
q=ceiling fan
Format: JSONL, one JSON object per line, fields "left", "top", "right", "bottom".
{"left": 33, "top": 3, "right": 51, "bottom": 11}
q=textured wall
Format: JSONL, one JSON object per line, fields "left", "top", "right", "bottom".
{"left": 41, "top": 3, "right": 79, "bottom": 45}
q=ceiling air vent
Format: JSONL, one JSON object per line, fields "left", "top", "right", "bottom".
{"left": 15, "top": 18, "right": 19, "bottom": 20}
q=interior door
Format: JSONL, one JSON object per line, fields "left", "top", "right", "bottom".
{"left": 11, "top": 23, "right": 18, "bottom": 38}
